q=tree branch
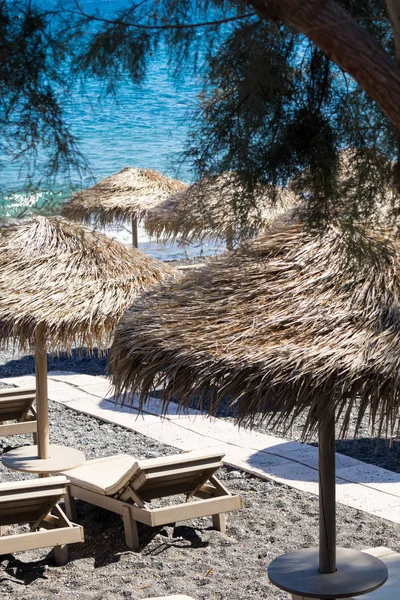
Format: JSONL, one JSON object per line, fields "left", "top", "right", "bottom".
{"left": 249, "top": 0, "right": 400, "bottom": 132}
{"left": 386, "top": 0, "right": 400, "bottom": 62}
{"left": 70, "top": 0, "right": 256, "bottom": 31}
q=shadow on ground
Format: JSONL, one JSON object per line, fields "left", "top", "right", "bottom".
{"left": 0, "top": 348, "right": 108, "bottom": 379}
{"left": 246, "top": 439, "right": 400, "bottom": 485}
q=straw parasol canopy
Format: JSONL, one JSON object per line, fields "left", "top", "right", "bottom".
{"left": 109, "top": 221, "right": 397, "bottom": 598}
{"left": 61, "top": 167, "right": 188, "bottom": 247}
{"left": 0, "top": 215, "right": 173, "bottom": 460}
{"left": 110, "top": 221, "right": 400, "bottom": 439}
{"left": 144, "top": 172, "right": 297, "bottom": 249}
{"left": 0, "top": 216, "right": 173, "bottom": 351}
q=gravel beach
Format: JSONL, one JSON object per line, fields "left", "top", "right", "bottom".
{"left": 1, "top": 349, "right": 400, "bottom": 600}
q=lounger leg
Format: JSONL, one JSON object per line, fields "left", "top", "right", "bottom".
{"left": 0, "top": 526, "right": 7, "bottom": 535}
{"left": 32, "top": 431, "right": 38, "bottom": 445}
{"left": 64, "top": 489, "right": 78, "bottom": 522}
{"left": 54, "top": 544, "right": 68, "bottom": 566}
{"left": 212, "top": 513, "right": 226, "bottom": 534}
{"left": 121, "top": 506, "right": 139, "bottom": 551}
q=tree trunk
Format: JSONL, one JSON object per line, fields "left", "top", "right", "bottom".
{"left": 250, "top": 0, "right": 400, "bottom": 133}
{"left": 386, "top": 0, "right": 400, "bottom": 62}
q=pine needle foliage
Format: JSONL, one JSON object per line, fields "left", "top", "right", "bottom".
{"left": 184, "top": 8, "right": 399, "bottom": 244}
{"left": 0, "top": 1, "right": 87, "bottom": 189}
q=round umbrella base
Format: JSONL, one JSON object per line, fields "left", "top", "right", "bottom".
{"left": 2, "top": 444, "right": 85, "bottom": 474}
{"left": 268, "top": 547, "right": 388, "bottom": 599}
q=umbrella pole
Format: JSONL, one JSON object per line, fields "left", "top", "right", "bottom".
{"left": 132, "top": 215, "right": 138, "bottom": 248}
{"left": 268, "top": 409, "right": 388, "bottom": 599}
{"left": 226, "top": 225, "right": 233, "bottom": 251}
{"left": 35, "top": 325, "right": 49, "bottom": 459}
{"left": 318, "top": 412, "right": 336, "bottom": 574}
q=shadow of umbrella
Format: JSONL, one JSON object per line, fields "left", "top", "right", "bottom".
{"left": 109, "top": 221, "right": 399, "bottom": 599}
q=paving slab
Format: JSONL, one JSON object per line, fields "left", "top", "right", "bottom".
{"left": 357, "top": 547, "right": 400, "bottom": 600}
{"left": 335, "top": 482, "right": 400, "bottom": 514}
{"left": 48, "top": 373, "right": 109, "bottom": 387}
{"left": 173, "top": 415, "right": 284, "bottom": 450}
{"left": 367, "top": 504, "right": 400, "bottom": 524}
{"left": 112, "top": 396, "right": 204, "bottom": 419}
{"left": 337, "top": 463, "right": 400, "bottom": 495}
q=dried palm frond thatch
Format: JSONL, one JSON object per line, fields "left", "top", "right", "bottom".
{"left": 110, "top": 221, "right": 400, "bottom": 439}
{"left": 0, "top": 216, "right": 173, "bottom": 352}
{"left": 144, "top": 172, "right": 297, "bottom": 246}
{"left": 61, "top": 167, "right": 188, "bottom": 226}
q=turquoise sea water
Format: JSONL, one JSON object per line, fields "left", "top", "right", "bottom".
{"left": 0, "top": 0, "right": 226, "bottom": 258}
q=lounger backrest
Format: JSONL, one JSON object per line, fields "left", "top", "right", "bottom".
{"left": 0, "top": 476, "right": 68, "bottom": 527}
{"left": 133, "top": 450, "right": 226, "bottom": 501}
{"left": 0, "top": 387, "right": 36, "bottom": 421}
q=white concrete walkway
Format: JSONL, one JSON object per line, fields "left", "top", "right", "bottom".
{"left": 2, "top": 371, "right": 400, "bottom": 525}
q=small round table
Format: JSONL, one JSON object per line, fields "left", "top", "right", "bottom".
{"left": 2, "top": 444, "right": 85, "bottom": 474}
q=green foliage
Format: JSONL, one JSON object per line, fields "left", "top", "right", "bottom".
{"left": 184, "top": 10, "right": 400, "bottom": 241}
{"left": 0, "top": 1, "right": 87, "bottom": 190}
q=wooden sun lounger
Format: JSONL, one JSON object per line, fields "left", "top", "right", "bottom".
{"left": 0, "top": 387, "right": 37, "bottom": 441}
{"left": 0, "top": 476, "right": 84, "bottom": 565}
{"left": 62, "top": 449, "right": 242, "bottom": 551}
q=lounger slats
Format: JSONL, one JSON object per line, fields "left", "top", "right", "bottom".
{"left": 144, "top": 495, "right": 243, "bottom": 527}
{"left": 0, "top": 483, "right": 67, "bottom": 527}
{"left": 0, "top": 497, "right": 59, "bottom": 517}
{"left": 139, "top": 482, "right": 218, "bottom": 502}
{"left": 0, "top": 476, "right": 83, "bottom": 564}
{"left": 0, "top": 387, "right": 37, "bottom": 439}
{"left": 0, "top": 387, "right": 36, "bottom": 399}
{"left": 0, "top": 524, "right": 83, "bottom": 555}
{"left": 0, "top": 476, "right": 67, "bottom": 493}
{"left": 138, "top": 450, "right": 225, "bottom": 470}
{"left": 0, "top": 421, "right": 37, "bottom": 435}
{"left": 0, "top": 395, "right": 35, "bottom": 408}
{"left": 65, "top": 450, "right": 242, "bottom": 551}
{"left": 133, "top": 462, "right": 222, "bottom": 489}
{"left": 0, "top": 394, "right": 35, "bottom": 411}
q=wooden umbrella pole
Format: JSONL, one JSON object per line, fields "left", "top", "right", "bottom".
{"left": 318, "top": 411, "right": 336, "bottom": 574}
{"left": 35, "top": 325, "right": 49, "bottom": 459}
{"left": 132, "top": 214, "right": 139, "bottom": 248}
{"left": 226, "top": 225, "right": 234, "bottom": 251}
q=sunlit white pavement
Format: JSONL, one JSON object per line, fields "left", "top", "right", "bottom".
{"left": 2, "top": 371, "right": 400, "bottom": 525}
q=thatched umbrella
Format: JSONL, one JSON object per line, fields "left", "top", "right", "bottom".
{"left": 0, "top": 216, "right": 173, "bottom": 462}
{"left": 61, "top": 167, "right": 188, "bottom": 247}
{"left": 144, "top": 172, "right": 296, "bottom": 250}
{"left": 109, "top": 222, "right": 395, "bottom": 599}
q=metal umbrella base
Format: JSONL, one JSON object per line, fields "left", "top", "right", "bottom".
{"left": 268, "top": 547, "right": 388, "bottom": 599}
{"left": 268, "top": 413, "right": 388, "bottom": 599}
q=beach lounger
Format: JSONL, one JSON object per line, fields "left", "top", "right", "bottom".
{"left": 0, "top": 476, "right": 84, "bottom": 565}
{"left": 0, "top": 387, "right": 37, "bottom": 441}
{"left": 62, "top": 449, "right": 242, "bottom": 551}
